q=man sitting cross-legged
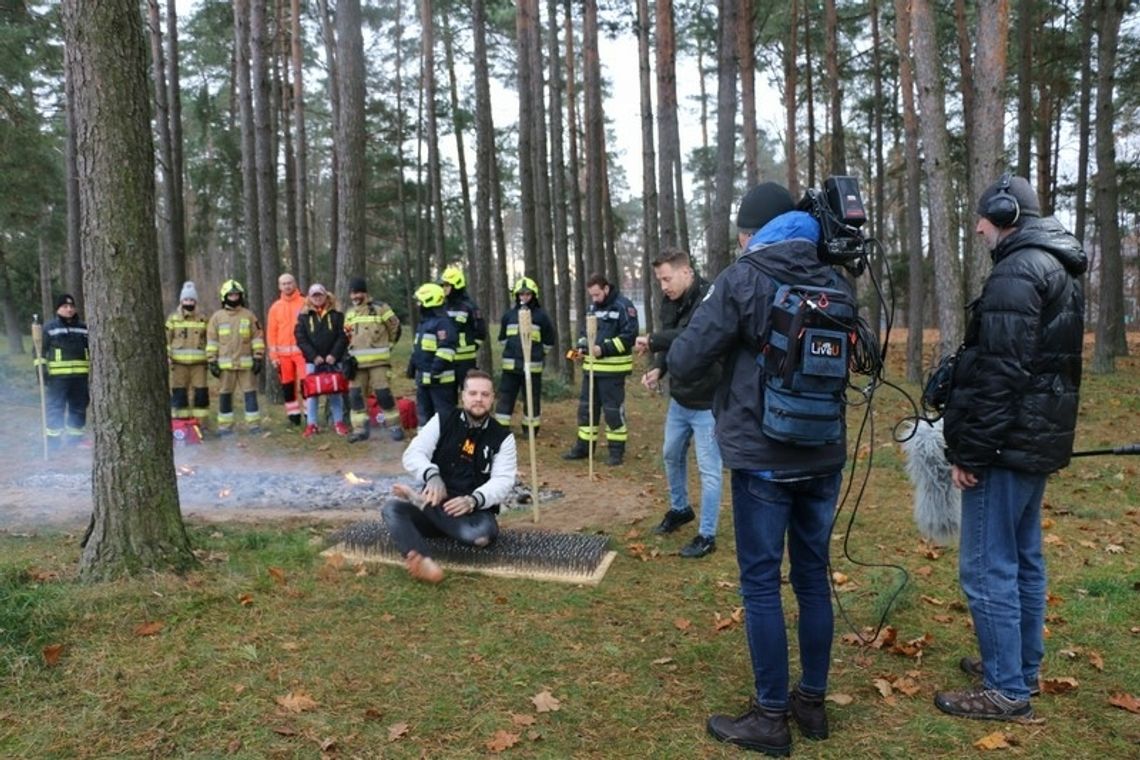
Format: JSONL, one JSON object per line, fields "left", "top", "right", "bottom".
{"left": 382, "top": 370, "right": 518, "bottom": 583}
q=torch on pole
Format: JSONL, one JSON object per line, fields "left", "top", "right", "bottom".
{"left": 31, "top": 314, "right": 48, "bottom": 460}
{"left": 518, "top": 306, "right": 540, "bottom": 523}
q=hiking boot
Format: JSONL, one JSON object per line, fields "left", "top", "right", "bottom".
{"left": 788, "top": 685, "right": 828, "bottom": 740}
{"left": 680, "top": 534, "right": 716, "bottom": 558}
{"left": 288, "top": 414, "right": 302, "bottom": 427}
{"left": 606, "top": 443, "right": 625, "bottom": 466}
{"left": 334, "top": 421, "right": 351, "bottom": 436}
{"left": 405, "top": 550, "right": 444, "bottom": 584}
{"left": 562, "top": 440, "right": 592, "bottom": 460}
{"left": 388, "top": 425, "right": 405, "bottom": 442}
{"left": 653, "top": 507, "right": 695, "bottom": 535}
{"left": 302, "top": 424, "right": 319, "bottom": 439}
{"left": 348, "top": 427, "right": 370, "bottom": 443}
{"left": 959, "top": 657, "right": 1041, "bottom": 697}
{"left": 933, "top": 688, "right": 1034, "bottom": 721}
{"left": 707, "top": 700, "right": 791, "bottom": 756}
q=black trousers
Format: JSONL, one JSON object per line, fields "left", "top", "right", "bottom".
{"left": 381, "top": 498, "right": 499, "bottom": 559}
{"left": 495, "top": 371, "right": 543, "bottom": 429}
{"left": 45, "top": 375, "right": 89, "bottom": 438}
{"left": 575, "top": 373, "right": 628, "bottom": 443}
{"left": 416, "top": 382, "right": 456, "bottom": 426}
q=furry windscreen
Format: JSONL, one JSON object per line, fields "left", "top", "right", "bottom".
{"left": 900, "top": 419, "right": 961, "bottom": 544}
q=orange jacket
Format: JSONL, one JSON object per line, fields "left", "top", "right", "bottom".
{"left": 266, "top": 289, "right": 306, "bottom": 362}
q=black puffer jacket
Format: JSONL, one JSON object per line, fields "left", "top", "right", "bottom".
{"left": 649, "top": 274, "right": 721, "bottom": 410}
{"left": 943, "top": 216, "right": 1087, "bottom": 474}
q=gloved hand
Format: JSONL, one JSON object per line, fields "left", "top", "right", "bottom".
{"left": 208, "top": 361, "right": 221, "bottom": 379}
{"left": 252, "top": 358, "right": 263, "bottom": 375}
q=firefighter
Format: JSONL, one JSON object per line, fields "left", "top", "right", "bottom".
{"left": 206, "top": 280, "right": 266, "bottom": 435}
{"left": 439, "top": 265, "right": 486, "bottom": 386}
{"left": 38, "top": 294, "right": 90, "bottom": 448}
{"left": 165, "top": 281, "right": 209, "bottom": 425}
{"left": 563, "top": 273, "right": 639, "bottom": 466}
{"left": 266, "top": 272, "right": 307, "bottom": 426}
{"left": 495, "top": 276, "right": 556, "bottom": 436}
{"left": 344, "top": 276, "right": 404, "bottom": 443}
{"left": 409, "top": 282, "right": 458, "bottom": 428}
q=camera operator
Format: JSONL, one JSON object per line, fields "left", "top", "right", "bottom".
{"left": 668, "top": 182, "right": 854, "bottom": 755}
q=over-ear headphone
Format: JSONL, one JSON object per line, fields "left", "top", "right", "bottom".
{"left": 982, "top": 172, "right": 1020, "bottom": 228}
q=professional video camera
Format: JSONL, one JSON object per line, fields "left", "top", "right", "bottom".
{"left": 798, "top": 175, "right": 870, "bottom": 275}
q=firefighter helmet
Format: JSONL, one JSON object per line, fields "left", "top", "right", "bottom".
{"left": 439, "top": 266, "right": 466, "bottom": 290}
{"left": 511, "top": 276, "right": 539, "bottom": 300}
{"left": 219, "top": 279, "right": 245, "bottom": 300}
{"left": 415, "top": 282, "right": 446, "bottom": 309}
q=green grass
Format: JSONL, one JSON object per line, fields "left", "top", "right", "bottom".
{"left": 2, "top": 335, "right": 1140, "bottom": 757}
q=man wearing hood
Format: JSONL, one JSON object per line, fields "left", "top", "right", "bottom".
{"left": 934, "top": 175, "right": 1087, "bottom": 722}
{"left": 39, "top": 294, "right": 90, "bottom": 448}
{"left": 494, "top": 276, "right": 556, "bottom": 436}
{"left": 668, "top": 182, "right": 850, "bottom": 755}
{"left": 165, "top": 281, "right": 209, "bottom": 425}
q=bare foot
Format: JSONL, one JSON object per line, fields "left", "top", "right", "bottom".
{"left": 404, "top": 550, "right": 444, "bottom": 584}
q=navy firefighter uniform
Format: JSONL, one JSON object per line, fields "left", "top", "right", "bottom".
{"left": 410, "top": 282, "right": 459, "bottom": 427}
{"left": 38, "top": 294, "right": 90, "bottom": 447}
{"left": 495, "top": 277, "right": 556, "bottom": 435}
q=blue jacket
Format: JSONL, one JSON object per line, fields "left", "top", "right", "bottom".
{"left": 667, "top": 211, "right": 851, "bottom": 475}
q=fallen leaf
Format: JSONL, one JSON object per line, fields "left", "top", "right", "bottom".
{"left": 527, "top": 730, "right": 543, "bottom": 741}
{"left": 651, "top": 657, "right": 674, "bottom": 665}
{"left": 1059, "top": 648, "right": 1081, "bottom": 659}
{"left": 281, "top": 642, "right": 300, "bottom": 652}
{"left": 355, "top": 563, "right": 368, "bottom": 577}
{"left": 1088, "top": 650, "right": 1104, "bottom": 672}
{"left": 134, "top": 620, "right": 165, "bottom": 637}
{"left": 673, "top": 618, "right": 691, "bottom": 631}
{"left": 1040, "top": 676, "right": 1079, "bottom": 695}
{"left": 363, "top": 707, "right": 384, "bottom": 721}
{"left": 1108, "top": 692, "right": 1140, "bottom": 714}
{"left": 920, "top": 595, "right": 944, "bottom": 606}
{"left": 325, "top": 553, "right": 345, "bottom": 569}
{"left": 1043, "top": 534, "right": 1064, "bottom": 545}
{"left": 271, "top": 725, "right": 297, "bottom": 737}
{"left": 276, "top": 690, "right": 318, "bottom": 713}
{"left": 42, "top": 643, "right": 63, "bottom": 667}
{"left": 623, "top": 528, "right": 639, "bottom": 539}
{"left": 387, "top": 722, "right": 410, "bottom": 741}
{"left": 923, "top": 548, "right": 941, "bottom": 560}
{"left": 530, "top": 690, "right": 561, "bottom": 713}
{"left": 893, "top": 677, "right": 921, "bottom": 696}
{"left": 932, "top": 615, "right": 954, "bottom": 624}
{"left": 267, "top": 567, "right": 287, "bottom": 585}
{"left": 226, "top": 738, "right": 242, "bottom": 754}
{"left": 832, "top": 571, "right": 849, "bottom": 585}
{"left": 713, "top": 612, "right": 736, "bottom": 631}
{"left": 1047, "top": 592, "right": 1065, "bottom": 605}
{"left": 870, "top": 626, "right": 897, "bottom": 650}
{"left": 510, "top": 713, "right": 536, "bottom": 727}
{"left": 485, "top": 730, "right": 519, "bottom": 752}
{"left": 715, "top": 580, "right": 737, "bottom": 589}
{"left": 1079, "top": 540, "right": 1097, "bottom": 549}
{"left": 1105, "top": 544, "right": 1125, "bottom": 554}
{"left": 872, "top": 678, "right": 893, "bottom": 698}
{"left": 914, "top": 565, "right": 933, "bottom": 577}
{"left": 1041, "top": 517, "right": 1055, "bottom": 529}
{"left": 238, "top": 593, "right": 254, "bottom": 607}
{"left": 825, "top": 693, "right": 853, "bottom": 706}
{"left": 319, "top": 737, "right": 337, "bottom": 752}
{"left": 28, "top": 567, "right": 59, "bottom": 582}
{"left": 974, "top": 731, "right": 1017, "bottom": 750}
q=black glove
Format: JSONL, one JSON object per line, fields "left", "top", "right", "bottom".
{"left": 252, "top": 358, "right": 263, "bottom": 375}
{"left": 208, "top": 361, "right": 221, "bottom": 379}
{"left": 343, "top": 356, "right": 357, "bottom": 381}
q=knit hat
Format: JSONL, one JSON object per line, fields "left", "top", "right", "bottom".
{"left": 736, "top": 182, "right": 795, "bottom": 231}
{"left": 55, "top": 293, "right": 76, "bottom": 309}
{"left": 348, "top": 277, "right": 368, "bottom": 294}
{"left": 179, "top": 281, "right": 198, "bottom": 302}
{"left": 977, "top": 175, "right": 1040, "bottom": 226}
{"left": 308, "top": 283, "right": 328, "bottom": 297}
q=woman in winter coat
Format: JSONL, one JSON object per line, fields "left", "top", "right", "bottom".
{"left": 294, "top": 283, "right": 349, "bottom": 437}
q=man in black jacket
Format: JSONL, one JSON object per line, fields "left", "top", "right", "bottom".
{"left": 668, "top": 182, "right": 850, "bottom": 756}
{"left": 934, "top": 174, "right": 1087, "bottom": 722}
{"left": 39, "top": 294, "right": 90, "bottom": 448}
{"left": 635, "top": 249, "right": 723, "bottom": 558}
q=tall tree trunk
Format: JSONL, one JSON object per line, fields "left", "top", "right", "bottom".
{"left": 696, "top": 27, "right": 713, "bottom": 257}
{"left": 473, "top": 0, "right": 497, "bottom": 372}
{"left": 582, "top": 0, "right": 605, "bottom": 278}
{"left": 547, "top": 0, "right": 569, "bottom": 377}
{"left": 165, "top": 0, "right": 186, "bottom": 297}
{"left": 234, "top": 0, "right": 263, "bottom": 314}
{"left": 62, "top": 0, "right": 194, "bottom": 580}
{"left": 968, "top": 0, "right": 1009, "bottom": 297}
{"left": 441, "top": 12, "right": 475, "bottom": 263}
{"left": 317, "top": 0, "right": 339, "bottom": 282}
{"left": 1016, "top": 0, "right": 1033, "bottom": 177}
{"left": 491, "top": 147, "right": 511, "bottom": 315}
{"left": 63, "top": 38, "right": 84, "bottom": 309}
{"left": 1035, "top": 87, "right": 1054, "bottom": 215}
{"left": 912, "top": 0, "right": 964, "bottom": 354}
{"left": 783, "top": 0, "right": 799, "bottom": 197}
{"left": 564, "top": 0, "right": 585, "bottom": 318}
{"left": 524, "top": 0, "right": 555, "bottom": 324}
{"left": 251, "top": 0, "right": 277, "bottom": 316}
{"left": 290, "top": 0, "right": 311, "bottom": 286}
{"left": 953, "top": 0, "right": 976, "bottom": 293}
{"left": 824, "top": 0, "right": 845, "bottom": 174}
{"left": 739, "top": 0, "right": 758, "bottom": 187}
{"left": 420, "top": 0, "right": 445, "bottom": 271}
{"left": 803, "top": 0, "right": 816, "bottom": 189}
{"left": 393, "top": 0, "right": 415, "bottom": 329}
{"left": 655, "top": 0, "right": 679, "bottom": 251}
{"left": 869, "top": 0, "right": 884, "bottom": 338}
{"left": 278, "top": 0, "right": 299, "bottom": 276}
{"left": 637, "top": 0, "right": 659, "bottom": 330}
{"left": 709, "top": 0, "right": 738, "bottom": 276}
{"left": 516, "top": 0, "right": 538, "bottom": 276}
{"left": 1092, "top": 0, "right": 1129, "bottom": 372}
{"left": 335, "top": 0, "right": 366, "bottom": 292}
{"left": 0, "top": 244, "right": 26, "bottom": 353}
{"left": 1074, "top": 0, "right": 1093, "bottom": 246}
{"left": 147, "top": 0, "right": 179, "bottom": 301}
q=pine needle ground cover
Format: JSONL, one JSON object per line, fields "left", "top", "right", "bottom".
{"left": 1, "top": 337, "right": 1138, "bottom": 758}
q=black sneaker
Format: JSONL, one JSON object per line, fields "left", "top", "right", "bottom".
{"left": 933, "top": 688, "right": 1034, "bottom": 721}
{"left": 562, "top": 440, "right": 591, "bottom": 460}
{"left": 788, "top": 685, "right": 828, "bottom": 740}
{"left": 959, "top": 657, "right": 1041, "bottom": 698}
{"left": 679, "top": 534, "right": 716, "bottom": 558}
{"left": 707, "top": 700, "right": 791, "bottom": 756}
{"left": 653, "top": 507, "right": 695, "bottom": 535}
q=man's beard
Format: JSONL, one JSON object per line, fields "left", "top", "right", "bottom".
{"left": 464, "top": 404, "right": 489, "bottom": 423}
{"left": 352, "top": 297, "right": 365, "bottom": 306}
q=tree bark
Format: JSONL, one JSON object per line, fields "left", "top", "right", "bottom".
{"left": 251, "top": 0, "right": 277, "bottom": 317}
{"left": 394, "top": 0, "right": 415, "bottom": 330}
{"left": 803, "top": 0, "right": 816, "bottom": 189}
{"left": 62, "top": 0, "right": 194, "bottom": 580}
{"left": 709, "top": 0, "right": 738, "bottom": 276}
{"left": 739, "top": 0, "right": 758, "bottom": 187}
{"left": 1074, "top": 0, "right": 1093, "bottom": 246}
{"left": 547, "top": 0, "right": 569, "bottom": 377}
{"left": 0, "top": 244, "right": 25, "bottom": 353}
{"left": 582, "top": 0, "right": 606, "bottom": 278}
{"left": 473, "top": 0, "right": 497, "bottom": 372}
{"left": 824, "top": 0, "right": 845, "bottom": 175}
{"left": 335, "top": 0, "right": 366, "bottom": 293}
{"left": 1016, "top": 0, "right": 1033, "bottom": 177}
{"left": 516, "top": 0, "right": 538, "bottom": 276}
{"left": 525, "top": 0, "right": 555, "bottom": 328}
{"left": 912, "top": 0, "right": 964, "bottom": 354}
{"left": 783, "top": 0, "right": 799, "bottom": 197}
{"left": 420, "top": 0, "right": 445, "bottom": 272}
{"left": 166, "top": 0, "right": 187, "bottom": 298}
{"left": 147, "top": 0, "right": 178, "bottom": 300}
{"left": 234, "top": 0, "right": 263, "bottom": 313}
{"left": 637, "top": 0, "right": 659, "bottom": 331}
{"left": 868, "top": 0, "right": 885, "bottom": 339}
{"left": 564, "top": 0, "right": 585, "bottom": 320}
{"left": 655, "top": 0, "right": 682, "bottom": 253}
{"left": 278, "top": 0, "right": 299, "bottom": 276}
{"left": 441, "top": 12, "right": 475, "bottom": 265}
{"left": 317, "top": 0, "right": 339, "bottom": 281}
{"left": 63, "top": 41, "right": 85, "bottom": 310}
{"left": 290, "top": 0, "right": 311, "bottom": 286}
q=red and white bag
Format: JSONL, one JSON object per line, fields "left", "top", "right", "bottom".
{"left": 301, "top": 366, "right": 348, "bottom": 398}
{"left": 171, "top": 418, "right": 203, "bottom": 445}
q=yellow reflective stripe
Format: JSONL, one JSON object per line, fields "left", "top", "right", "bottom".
{"left": 420, "top": 371, "right": 433, "bottom": 384}
{"left": 378, "top": 309, "right": 396, "bottom": 321}
{"left": 218, "top": 357, "right": 255, "bottom": 369}
{"left": 351, "top": 347, "right": 392, "bottom": 362}
{"left": 239, "top": 318, "right": 252, "bottom": 338}
{"left": 218, "top": 326, "right": 232, "bottom": 337}
{"left": 346, "top": 314, "right": 387, "bottom": 326}
{"left": 166, "top": 318, "right": 206, "bottom": 329}
{"left": 435, "top": 348, "right": 456, "bottom": 362}
{"left": 610, "top": 337, "right": 625, "bottom": 353}
{"left": 170, "top": 349, "right": 207, "bottom": 362}
{"left": 251, "top": 337, "right": 266, "bottom": 352}
{"left": 584, "top": 356, "right": 633, "bottom": 372}
{"left": 502, "top": 358, "right": 542, "bottom": 373}
{"left": 420, "top": 335, "right": 438, "bottom": 351}
{"left": 606, "top": 426, "right": 629, "bottom": 442}
{"left": 506, "top": 325, "right": 519, "bottom": 336}
{"left": 436, "top": 370, "right": 455, "bottom": 383}
{"left": 455, "top": 345, "right": 477, "bottom": 360}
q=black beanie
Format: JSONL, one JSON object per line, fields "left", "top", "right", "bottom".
{"left": 736, "top": 182, "right": 796, "bottom": 231}
{"left": 348, "top": 277, "right": 368, "bottom": 293}
{"left": 55, "top": 293, "right": 76, "bottom": 310}
{"left": 977, "top": 175, "right": 1040, "bottom": 225}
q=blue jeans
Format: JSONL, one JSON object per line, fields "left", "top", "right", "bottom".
{"left": 959, "top": 466, "right": 1047, "bottom": 701}
{"left": 305, "top": 364, "right": 345, "bottom": 425}
{"left": 662, "top": 399, "right": 723, "bottom": 537}
{"left": 731, "top": 470, "right": 841, "bottom": 710}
